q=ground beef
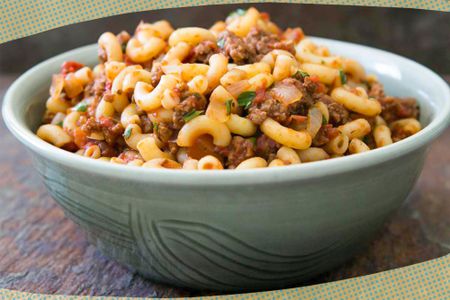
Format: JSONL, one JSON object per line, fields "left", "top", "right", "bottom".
{"left": 216, "top": 136, "right": 255, "bottom": 168}
{"left": 368, "top": 82, "right": 385, "bottom": 101}
{"left": 312, "top": 124, "right": 339, "bottom": 146}
{"left": 379, "top": 96, "right": 419, "bottom": 123}
{"left": 172, "top": 92, "right": 208, "bottom": 129}
{"left": 218, "top": 30, "right": 256, "bottom": 64}
{"left": 167, "top": 141, "right": 179, "bottom": 156}
{"left": 139, "top": 114, "right": 153, "bottom": 133}
{"left": 186, "top": 41, "right": 219, "bottom": 64}
{"left": 81, "top": 116, "right": 124, "bottom": 145}
{"left": 286, "top": 77, "right": 317, "bottom": 116}
{"left": 316, "top": 94, "right": 350, "bottom": 126}
{"left": 218, "top": 28, "right": 295, "bottom": 64}
{"left": 247, "top": 90, "right": 290, "bottom": 125}
{"left": 244, "top": 28, "right": 295, "bottom": 61}
{"left": 97, "top": 141, "right": 118, "bottom": 157}
{"left": 85, "top": 74, "right": 107, "bottom": 98}
{"left": 156, "top": 122, "right": 174, "bottom": 144}
{"left": 247, "top": 77, "right": 323, "bottom": 125}
{"left": 150, "top": 64, "right": 164, "bottom": 87}
{"left": 391, "top": 127, "right": 412, "bottom": 142}
{"left": 363, "top": 135, "right": 376, "bottom": 150}
{"left": 255, "top": 134, "right": 280, "bottom": 162}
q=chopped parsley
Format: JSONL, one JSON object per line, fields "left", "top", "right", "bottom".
{"left": 322, "top": 115, "right": 328, "bottom": 125}
{"left": 362, "top": 135, "right": 370, "bottom": 144}
{"left": 293, "top": 70, "right": 310, "bottom": 79}
{"left": 56, "top": 121, "right": 63, "bottom": 127}
{"left": 226, "top": 99, "right": 233, "bottom": 115}
{"left": 248, "top": 137, "right": 257, "bottom": 145}
{"left": 74, "top": 102, "right": 87, "bottom": 112}
{"left": 153, "top": 122, "right": 159, "bottom": 133}
{"left": 183, "top": 109, "right": 203, "bottom": 122}
{"left": 339, "top": 69, "right": 347, "bottom": 84}
{"left": 192, "top": 92, "right": 202, "bottom": 99}
{"left": 123, "top": 127, "right": 132, "bottom": 139}
{"left": 237, "top": 91, "right": 256, "bottom": 110}
{"left": 217, "top": 38, "right": 225, "bottom": 49}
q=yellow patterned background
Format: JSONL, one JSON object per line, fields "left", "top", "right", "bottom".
{"left": 0, "top": 0, "right": 449, "bottom": 44}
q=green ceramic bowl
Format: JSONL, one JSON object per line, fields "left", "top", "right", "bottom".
{"left": 3, "top": 38, "right": 450, "bottom": 291}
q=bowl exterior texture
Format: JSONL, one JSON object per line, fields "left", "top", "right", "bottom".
{"left": 33, "top": 147, "right": 425, "bottom": 291}
{"left": 3, "top": 38, "right": 449, "bottom": 291}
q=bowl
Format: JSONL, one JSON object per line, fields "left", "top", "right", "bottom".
{"left": 2, "top": 37, "right": 450, "bottom": 291}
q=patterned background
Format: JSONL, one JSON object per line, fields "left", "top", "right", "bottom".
{"left": 0, "top": 0, "right": 449, "bottom": 44}
{"left": 1, "top": 255, "right": 449, "bottom": 299}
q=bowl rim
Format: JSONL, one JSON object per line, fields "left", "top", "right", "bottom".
{"left": 2, "top": 37, "right": 450, "bottom": 186}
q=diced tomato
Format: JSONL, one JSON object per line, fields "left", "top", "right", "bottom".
{"left": 61, "top": 61, "right": 84, "bottom": 75}
{"left": 324, "top": 125, "right": 339, "bottom": 140}
{"left": 253, "top": 87, "right": 266, "bottom": 105}
{"left": 73, "top": 127, "right": 88, "bottom": 148}
{"left": 282, "top": 28, "right": 305, "bottom": 43}
{"left": 260, "top": 12, "right": 270, "bottom": 21}
{"left": 316, "top": 82, "right": 327, "bottom": 94}
{"left": 309, "top": 75, "right": 320, "bottom": 83}
{"left": 290, "top": 115, "right": 308, "bottom": 123}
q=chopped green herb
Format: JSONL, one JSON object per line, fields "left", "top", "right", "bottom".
{"left": 74, "top": 102, "right": 87, "bottom": 112}
{"left": 248, "top": 137, "right": 257, "bottom": 145}
{"left": 56, "top": 121, "right": 63, "bottom": 127}
{"left": 217, "top": 38, "right": 225, "bottom": 49}
{"left": 237, "top": 91, "right": 256, "bottom": 110}
{"left": 192, "top": 92, "right": 202, "bottom": 99}
{"left": 226, "top": 99, "right": 233, "bottom": 115}
{"left": 183, "top": 110, "right": 204, "bottom": 122}
{"left": 228, "top": 8, "right": 246, "bottom": 18}
{"left": 363, "top": 135, "right": 369, "bottom": 144}
{"left": 153, "top": 122, "right": 159, "bottom": 133}
{"left": 339, "top": 69, "right": 347, "bottom": 84}
{"left": 293, "top": 70, "right": 309, "bottom": 79}
{"left": 123, "top": 127, "right": 132, "bottom": 139}
{"left": 322, "top": 115, "right": 328, "bottom": 125}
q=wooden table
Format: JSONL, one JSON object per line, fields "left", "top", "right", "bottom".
{"left": 0, "top": 74, "right": 448, "bottom": 297}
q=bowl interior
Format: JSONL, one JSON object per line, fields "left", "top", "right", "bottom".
{"left": 2, "top": 37, "right": 449, "bottom": 184}
{"left": 13, "top": 39, "right": 443, "bottom": 132}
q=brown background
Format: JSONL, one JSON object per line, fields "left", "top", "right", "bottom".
{"left": 0, "top": 3, "right": 449, "bottom": 297}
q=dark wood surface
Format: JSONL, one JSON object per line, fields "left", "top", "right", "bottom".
{"left": 0, "top": 74, "right": 448, "bottom": 297}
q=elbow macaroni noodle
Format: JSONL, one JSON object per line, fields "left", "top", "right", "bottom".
{"left": 36, "top": 7, "right": 422, "bottom": 170}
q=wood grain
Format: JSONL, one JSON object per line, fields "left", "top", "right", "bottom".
{"left": 0, "top": 75, "right": 448, "bottom": 297}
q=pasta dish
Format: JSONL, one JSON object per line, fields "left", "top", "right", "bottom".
{"left": 36, "top": 7, "right": 421, "bottom": 170}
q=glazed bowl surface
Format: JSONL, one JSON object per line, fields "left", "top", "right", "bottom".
{"left": 2, "top": 37, "right": 450, "bottom": 291}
